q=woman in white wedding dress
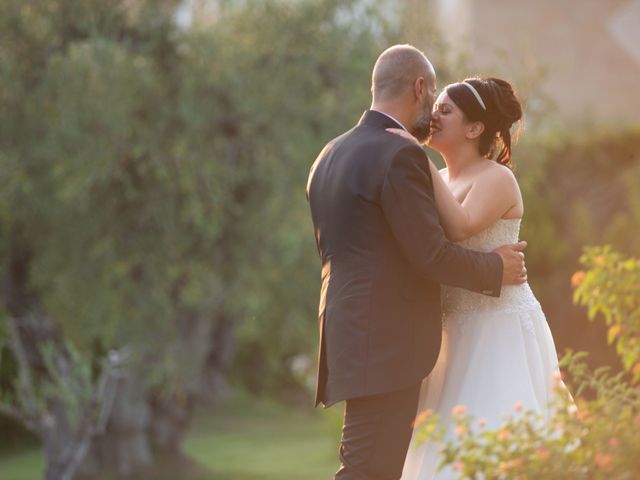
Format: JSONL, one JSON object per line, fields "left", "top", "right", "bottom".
{"left": 390, "top": 77, "right": 564, "bottom": 480}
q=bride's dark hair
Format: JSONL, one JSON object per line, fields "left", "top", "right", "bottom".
{"left": 445, "top": 77, "right": 523, "bottom": 169}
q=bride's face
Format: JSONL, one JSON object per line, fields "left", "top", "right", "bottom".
{"left": 426, "top": 91, "right": 469, "bottom": 151}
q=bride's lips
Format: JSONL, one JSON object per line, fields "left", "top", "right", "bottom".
{"left": 429, "top": 123, "right": 441, "bottom": 135}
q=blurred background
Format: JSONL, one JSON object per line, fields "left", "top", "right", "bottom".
{"left": 0, "top": 0, "right": 638, "bottom": 479}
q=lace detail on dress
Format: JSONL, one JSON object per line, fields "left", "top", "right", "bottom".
{"left": 442, "top": 219, "right": 540, "bottom": 332}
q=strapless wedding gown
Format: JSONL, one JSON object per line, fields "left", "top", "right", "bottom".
{"left": 401, "top": 218, "right": 562, "bottom": 480}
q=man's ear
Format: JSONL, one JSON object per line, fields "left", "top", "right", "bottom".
{"left": 466, "top": 121, "right": 485, "bottom": 139}
{"left": 414, "top": 77, "right": 425, "bottom": 101}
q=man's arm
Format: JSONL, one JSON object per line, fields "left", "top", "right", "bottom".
{"left": 380, "top": 144, "right": 503, "bottom": 296}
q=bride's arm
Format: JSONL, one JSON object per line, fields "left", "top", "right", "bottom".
{"left": 385, "top": 128, "right": 521, "bottom": 242}
{"left": 427, "top": 159, "right": 521, "bottom": 241}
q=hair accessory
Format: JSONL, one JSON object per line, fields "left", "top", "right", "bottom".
{"left": 462, "top": 82, "right": 486, "bottom": 111}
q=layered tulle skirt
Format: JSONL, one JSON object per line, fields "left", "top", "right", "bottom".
{"left": 402, "top": 298, "right": 562, "bottom": 480}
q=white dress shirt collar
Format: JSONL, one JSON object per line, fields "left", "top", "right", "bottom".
{"left": 373, "top": 110, "right": 408, "bottom": 132}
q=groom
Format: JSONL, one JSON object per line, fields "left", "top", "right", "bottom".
{"left": 306, "top": 45, "right": 527, "bottom": 479}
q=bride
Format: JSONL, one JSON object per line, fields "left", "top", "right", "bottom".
{"left": 389, "top": 77, "right": 564, "bottom": 480}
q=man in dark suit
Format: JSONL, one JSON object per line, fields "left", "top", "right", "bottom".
{"left": 306, "top": 45, "right": 527, "bottom": 480}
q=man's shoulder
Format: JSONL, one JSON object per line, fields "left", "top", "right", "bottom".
{"left": 315, "top": 124, "right": 424, "bottom": 174}
{"left": 346, "top": 123, "right": 422, "bottom": 156}
{"left": 316, "top": 126, "right": 357, "bottom": 159}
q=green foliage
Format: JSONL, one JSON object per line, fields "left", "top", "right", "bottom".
{"left": 516, "top": 128, "right": 640, "bottom": 368}
{"left": 415, "top": 247, "right": 640, "bottom": 479}
{"left": 573, "top": 247, "right": 640, "bottom": 382}
{"left": 416, "top": 352, "right": 640, "bottom": 479}
{"left": 0, "top": 0, "right": 401, "bottom": 412}
{"left": 209, "top": 0, "right": 394, "bottom": 394}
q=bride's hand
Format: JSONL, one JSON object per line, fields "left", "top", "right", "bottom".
{"left": 386, "top": 128, "right": 421, "bottom": 146}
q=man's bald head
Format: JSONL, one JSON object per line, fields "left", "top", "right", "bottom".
{"left": 371, "top": 44, "right": 435, "bottom": 103}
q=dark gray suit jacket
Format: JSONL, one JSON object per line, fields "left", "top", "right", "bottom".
{"left": 306, "top": 110, "right": 502, "bottom": 407}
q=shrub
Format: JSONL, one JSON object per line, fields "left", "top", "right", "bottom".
{"left": 415, "top": 246, "right": 640, "bottom": 479}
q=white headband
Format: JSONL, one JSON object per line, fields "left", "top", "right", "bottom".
{"left": 462, "top": 82, "right": 487, "bottom": 111}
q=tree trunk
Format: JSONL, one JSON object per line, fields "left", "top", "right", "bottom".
{"left": 76, "top": 372, "right": 152, "bottom": 478}
{"left": 76, "top": 309, "right": 236, "bottom": 478}
{"left": 2, "top": 231, "right": 120, "bottom": 480}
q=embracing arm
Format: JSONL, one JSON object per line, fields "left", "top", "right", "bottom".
{"left": 427, "top": 161, "right": 522, "bottom": 242}
{"left": 380, "top": 144, "right": 504, "bottom": 296}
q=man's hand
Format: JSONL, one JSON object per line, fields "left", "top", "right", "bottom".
{"left": 386, "top": 128, "right": 421, "bottom": 146}
{"left": 493, "top": 241, "right": 527, "bottom": 285}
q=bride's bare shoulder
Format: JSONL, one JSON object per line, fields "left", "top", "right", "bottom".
{"left": 477, "top": 161, "right": 519, "bottom": 190}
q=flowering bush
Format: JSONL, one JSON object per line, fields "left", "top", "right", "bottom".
{"left": 573, "top": 246, "right": 640, "bottom": 382}
{"left": 415, "top": 246, "right": 640, "bottom": 479}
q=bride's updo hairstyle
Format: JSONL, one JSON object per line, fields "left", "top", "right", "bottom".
{"left": 445, "top": 77, "right": 523, "bottom": 169}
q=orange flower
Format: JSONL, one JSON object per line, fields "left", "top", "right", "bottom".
{"left": 536, "top": 447, "right": 551, "bottom": 461}
{"left": 513, "top": 402, "right": 524, "bottom": 412}
{"left": 497, "top": 460, "right": 522, "bottom": 475}
{"left": 608, "top": 437, "right": 620, "bottom": 449}
{"left": 594, "top": 452, "right": 614, "bottom": 471}
{"left": 576, "top": 408, "right": 590, "bottom": 422}
{"left": 572, "top": 398, "right": 589, "bottom": 421}
{"left": 552, "top": 371, "right": 564, "bottom": 384}
{"left": 508, "top": 458, "right": 524, "bottom": 469}
{"left": 455, "top": 425, "right": 467, "bottom": 438}
{"left": 497, "top": 428, "right": 511, "bottom": 441}
{"left": 571, "top": 271, "right": 585, "bottom": 288}
{"left": 413, "top": 409, "right": 434, "bottom": 427}
{"left": 632, "top": 363, "right": 640, "bottom": 377}
{"left": 594, "top": 255, "right": 606, "bottom": 266}
{"left": 453, "top": 461, "right": 464, "bottom": 472}
{"left": 478, "top": 418, "right": 487, "bottom": 428}
{"left": 608, "top": 325, "right": 623, "bottom": 341}
{"left": 451, "top": 405, "right": 466, "bottom": 417}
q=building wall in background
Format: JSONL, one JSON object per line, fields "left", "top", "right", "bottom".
{"left": 429, "top": 0, "right": 640, "bottom": 124}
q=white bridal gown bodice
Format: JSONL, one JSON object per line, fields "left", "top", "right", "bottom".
{"left": 442, "top": 218, "right": 540, "bottom": 319}
{"left": 402, "top": 218, "right": 563, "bottom": 480}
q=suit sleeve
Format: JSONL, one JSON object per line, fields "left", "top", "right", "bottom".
{"left": 381, "top": 144, "right": 503, "bottom": 296}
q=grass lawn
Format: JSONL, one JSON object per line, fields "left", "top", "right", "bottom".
{"left": 0, "top": 393, "right": 341, "bottom": 480}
